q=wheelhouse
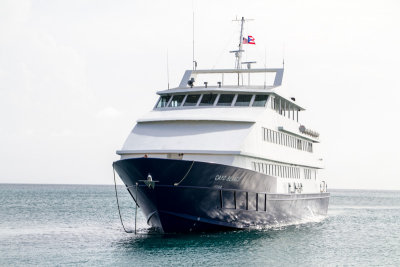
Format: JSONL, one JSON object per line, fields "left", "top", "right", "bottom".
{"left": 154, "top": 68, "right": 305, "bottom": 122}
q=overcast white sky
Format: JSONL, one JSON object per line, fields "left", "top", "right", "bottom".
{"left": 1, "top": 0, "right": 399, "bottom": 189}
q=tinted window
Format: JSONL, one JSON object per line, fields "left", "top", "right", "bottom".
{"left": 217, "top": 94, "right": 235, "bottom": 106}
{"left": 183, "top": 94, "right": 200, "bottom": 106}
{"left": 253, "top": 95, "right": 269, "bottom": 107}
{"left": 168, "top": 95, "right": 185, "bottom": 107}
{"left": 199, "top": 94, "right": 217, "bottom": 106}
{"left": 156, "top": 95, "right": 171, "bottom": 108}
{"left": 235, "top": 94, "right": 252, "bottom": 106}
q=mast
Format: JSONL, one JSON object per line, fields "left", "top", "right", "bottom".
{"left": 231, "top": 17, "right": 253, "bottom": 69}
{"left": 237, "top": 17, "right": 245, "bottom": 69}
{"left": 231, "top": 17, "right": 246, "bottom": 70}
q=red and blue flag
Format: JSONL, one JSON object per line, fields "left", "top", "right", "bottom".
{"left": 243, "top": 35, "right": 255, "bottom": 45}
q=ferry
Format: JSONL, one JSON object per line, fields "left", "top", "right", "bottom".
{"left": 113, "top": 17, "right": 329, "bottom": 233}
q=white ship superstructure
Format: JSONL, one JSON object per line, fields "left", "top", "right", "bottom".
{"left": 117, "top": 67, "right": 326, "bottom": 195}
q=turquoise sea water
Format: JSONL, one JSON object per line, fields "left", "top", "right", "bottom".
{"left": 0, "top": 184, "right": 399, "bottom": 266}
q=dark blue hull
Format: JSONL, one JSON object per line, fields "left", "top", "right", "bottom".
{"left": 114, "top": 158, "right": 330, "bottom": 233}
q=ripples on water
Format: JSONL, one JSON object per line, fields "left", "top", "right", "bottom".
{"left": 0, "top": 184, "right": 399, "bottom": 266}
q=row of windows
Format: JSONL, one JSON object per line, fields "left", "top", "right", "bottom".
{"left": 252, "top": 161, "right": 317, "bottom": 180}
{"left": 304, "top": 168, "right": 317, "bottom": 180}
{"left": 263, "top": 128, "right": 313, "bottom": 153}
{"left": 220, "top": 190, "right": 267, "bottom": 211}
{"left": 271, "top": 96, "right": 299, "bottom": 122}
{"left": 252, "top": 162, "right": 301, "bottom": 179}
{"left": 156, "top": 94, "right": 269, "bottom": 108}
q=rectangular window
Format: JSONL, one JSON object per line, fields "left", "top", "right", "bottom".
{"left": 168, "top": 95, "right": 185, "bottom": 107}
{"left": 274, "top": 98, "right": 279, "bottom": 112}
{"left": 222, "top": 191, "right": 235, "bottom": 209}
{"left": 297, "top": 139, "right": 302, "bottom": 150}
{"left": 235, "top": 94, "right": 252, "bottom": 106}
{"left": 183, "top": 94, "right": 201, "bottom": 106}
{"left": 217, "top": 94, "right": 235, "bottom": 106}
{"left": 253, "top": 95, "right": 269, "bottom": 107}
{"left": 292, "top": 106, "right": 295, "bottom": 121}
{"left": 236, "top": 191, "right": 247, "bottom": 210}
{"left": 199, "top": 93, "right": 217, "bottom": 106}
{"left": 156, "top": 95, "right": 171, "bottom": 108}
{"left": 247, "top": 192, "right": 257, "bottom": 211}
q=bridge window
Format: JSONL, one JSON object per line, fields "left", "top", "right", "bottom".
{"left": 183, "top": 94, "right": 200, "bottom": 106}
{"left": 217, "top": 94, "right": 235, "bottom": 106}
{"left": 168, "top": 94, "right": 185, "bottom": 107}
{"left": 156, "top": 95, "right": 171, "bottom": 108}
{"left": 199, "top": 93, "right": 218, "bottom": 106}
{"left": 235, "top": 94, "right": 252, "bottom": 106}
{"left": 253, "top": 95, "right": 269, "bottom": 107}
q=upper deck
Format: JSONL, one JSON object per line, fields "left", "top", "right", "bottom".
{"left": 154, "top": 68, "right": 305, "bottom": 113}
{"left": 177, "top": 68, "right": 284, "bottom": 89}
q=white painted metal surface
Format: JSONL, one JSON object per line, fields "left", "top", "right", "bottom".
{"left": 117, "top": 18, "right": 326, "bottom": 194}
